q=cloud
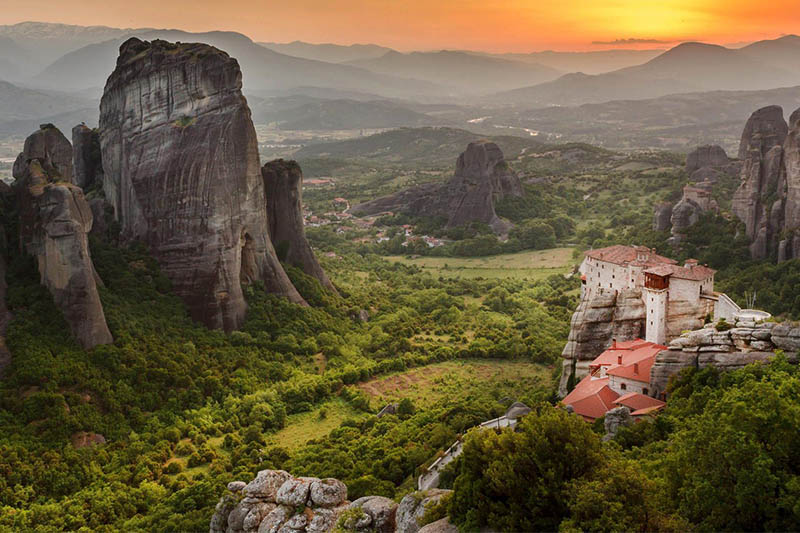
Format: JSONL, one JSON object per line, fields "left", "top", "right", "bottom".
{"left": 592, "top": 38, "right": 672, "bottom": 45}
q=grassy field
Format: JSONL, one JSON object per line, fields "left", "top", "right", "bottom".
{"left": 357, "top": 359, "right": 552, "bottom": 408}
{"left": 385, "top": 247, "right": 575, "bottom": 279}
{"left": 266, "top": 398, "right": 365, "bottom": 450}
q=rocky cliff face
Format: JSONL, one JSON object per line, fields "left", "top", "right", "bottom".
{"left": 686, "top": 145, "right": 729, "bottom": 176}
{"left": 99, "top": 38, "right": 304, "bottom": 331}
{"left": 72, "top": 124, "right": 102, "bottom": 190}
{"left": 650, "top": 318, "right": 800, "bottom": 396}
{"left": 351, "top": 141, "right": 523, "bottom": 234}
{"left": 12, "top": 125, "right": 112, "bottom": 349}
{"left": 558, "top": 288, "right": 645, "bottom": 397}
{"left": 262, "top": 159, "right": 336, "bottom": 293}
{"left": 731, "top": 105, "right": 800, "bottom": 260}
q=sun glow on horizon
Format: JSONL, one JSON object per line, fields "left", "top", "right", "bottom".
{"left": 0, "top": 0, "right": 797, "bottom": 52}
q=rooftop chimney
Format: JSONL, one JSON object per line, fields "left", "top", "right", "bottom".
{"left": 634, "top": 362, "right": 639, "bottom": 375}
{"left": 685, "top": 259, "right": 698, "bottom": 269}
{"left": 617, "top": 354, "right": 622, "bottom": 365}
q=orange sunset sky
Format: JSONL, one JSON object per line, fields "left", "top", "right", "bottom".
{"left": 0, "top": 0, "right": 798, "bottom": 52}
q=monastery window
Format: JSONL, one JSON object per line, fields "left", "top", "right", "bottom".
{"left": 620, "top": 383, "right": 627, "bottom": 391}
{"left": 643, "top": 388, "right": 649, "bottom": 395}
{"left": 650, "top": 320, "right": 653, "bottom": 326}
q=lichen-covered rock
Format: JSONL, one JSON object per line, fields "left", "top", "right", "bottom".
{"left": 12, "top": 125, "right": 113, "bottom": 349}
{"left": 244, "top": 470, "right": 293, "bottom": 501}
{"left": 257, "top": 505, "right": 293, "bottom": 533}
{"left": 417, "top": 518, "right": 459, "bottom": 533}
{"left": 396, "top": 490, "right": 452, "bottom": 533}
{"left": 277, "top": 514, "right": 308, "bottom": 533}
{"left": 228, "top": 481, "right": 247, "bottom": 493}
{"left": 603, "top": 406, "right": 633, "bottom": 441}
{"left": 211, "top": 492, "right": 241, "bottom": 533}
{"left": 352, "top": 141, "right": 522, "bottom": 234}
{"left": 99, "top": 37, "right": 305, "bottom": 331}
{"left": 242, "top": 503, "right": 278, "bottom": 533}
{"left": 72, "top": 124, "right": 102, "bottom": 190}
{"left": 347, "top": 496, "right": 398, "bottom": 533}
{"left": 276, "top": 477, "right": 317, "bottom": 507}
{"left": 309, "top": 478, "right": 347, "bottom": 508}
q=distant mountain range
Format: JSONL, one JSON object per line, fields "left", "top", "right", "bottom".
{"left": 494, "top": 37, "right": 800, "bottom": 105}
{"left": 489, "top": 49, "right": 665, "bottom": 75}
{"left": 344, "top": 50, "right": 561, "bottom": 94}
{"left": 259, "top": 41, "right": 393, "bottom": 63}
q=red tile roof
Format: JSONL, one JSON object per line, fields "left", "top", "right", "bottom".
{"left": 644, "top": 263, "right": 715, "bottom": 281}
{"left": 584, "top": 245, "right": 676, "bottom": 267}
{"left": 614, "top": 392, "right": 666, "bottom": 411}
{"left": 562, "top": 377, "right": 619, "bottom": 421}
{"left": 631, "top": 405, "right": 666, "bottom": 416}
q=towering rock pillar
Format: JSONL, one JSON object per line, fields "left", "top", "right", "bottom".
{"left": 781, "top": 109, "right": 800, "bottom": 261}
{"left": 262, "top": 159, "right": 337, "bottom": 293}
{"left": 12, "top": 125, "right": 113, "bottom": 349}
{"left": 72, "top": 124, "right": 103, "bottom": 190}
{"left": 731, "top": 106, "right": 788, "bottom": 259}
{"left": 99, "top": 38, "right": 304, "bottom": 331}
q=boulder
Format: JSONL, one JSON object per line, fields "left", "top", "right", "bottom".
{"left": 257, "top": 505, "right": 293, "bottom": 533}
{"left": 417, "top": 518, "right": 459, "bottom": 533}
{"left": 211, "top": 492, "right": 240, "bottom": 533}
{"left": 99, "top": 38, "right": 305, "bottom": 332}
{"left": 396, "top": 490, "right": 452, "bottom": 533}
{"left": 243, "top": 503, "right": 278, "bottom": 533}
{"left": 277, "top": 514, "right": 308, "bottom": 533}
{"left": 244, "top": 470, "right": 292, "bottom": 501}
{"left": 12, "top": 125, "right": 113, "bottom": 349}
{"left": 348, "top": 496, "right": 398, "bottom": 533}
{"left": 70, "top": 431, "right": 106, "bottom": 448}
{"left": 307, "top": 505, "right": 348, "bottom": 533}
{"left": 276, "top": 477, "right": 317, "bottom": 507}
{"left": 603, "top": 406, "right": 633, "bottom": 441}
{"left": 262, "top": 160, "right": 336, "bottom": 293}
{"left": 309, "top": 478, "right": 347, "bottom": 508}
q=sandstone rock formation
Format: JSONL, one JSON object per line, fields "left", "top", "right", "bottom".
{"left": 397, "top": 489, "right": 452, "bottom": 533}
{"left": 262, "top": 159, "right": 336, "bottom": 293}
{"left": 72, "top": 124, "right": 102, "bottom": 190}
{"left": 686, "top": 145, "right": 729, "bottom": 176}
{"left": 351, "top": 141, "right": 523, "bottom": 234}
{"left": 12, "top": 125, "right": 112, "bottom": 349}
{"left": 211, "top": 470, "right": 351, "bottom": 533}
{"left": 657, "top": 145, "right": 731, "bottom": 243}
{"left": 558, "top": 288, "right": 645, "bottom": 396}
{"left": 99, "top": 38, "right": 304, "bottom": 331}
{"left": 650, "top": 318, "right": 799, "bottom": 396}
{"left": 731, "top": 105, "right": 800, "bottom": 260}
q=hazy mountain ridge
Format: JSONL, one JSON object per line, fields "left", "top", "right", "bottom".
{"left": 30, "top": 29, "right": 446, "bottom": 98}
{"left": 495, "top": 37, "right": 800, "bottom": 106}
{"left": 258, "top": 40, "right": 394, "bottom": 63}
{"left": 346, "top": 50, "right": 562, "bottom": 94}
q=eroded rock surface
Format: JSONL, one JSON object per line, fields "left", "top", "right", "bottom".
{"left": 650, "top": 319, "right": 799, "bottom": 396}
{"left": 558, "top": 288, "right": 645, "bottom": 396}
{"left": 731, "top": 105, "right": 800, "bottom": 260}
{"left": 72, "top": 124, "right": 102, "bottom": 190}
{"left": 263, "top": 160, "right": 336, "bottom": 293}
{"left": 396, "top": 490, "right": 452, "bottom": 533}
{"left": 12, "top": 125, "right": 112, "bottom": 349}
{"left": 99, "top": 38, "right": 304, "bottom": 331}
{"left": 686, "top": 144, "right": 729, "bottom": 175}
{"left": 351, "top": 141, "right": 522, "bottom": 234}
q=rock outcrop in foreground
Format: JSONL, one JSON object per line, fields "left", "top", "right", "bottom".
{"left": 732, "top": 105, "right": 800, "bottom": 260}
{"left": 351, "top": 141, "right": 523, "bottom": 233}
{"left": 99, "top": 38, "right": 304, "bottom": 331}
{"left": 12, "top": 125, "right": 112, "bottom": 349}
{"left": 262, "top": 159, "right": 336, "bottom": 293}
{"left": 650, "top": 317, "right": 800, "bottom": 396}
{"left": 211, "top": 470, "right": 453, "bottom": 533}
